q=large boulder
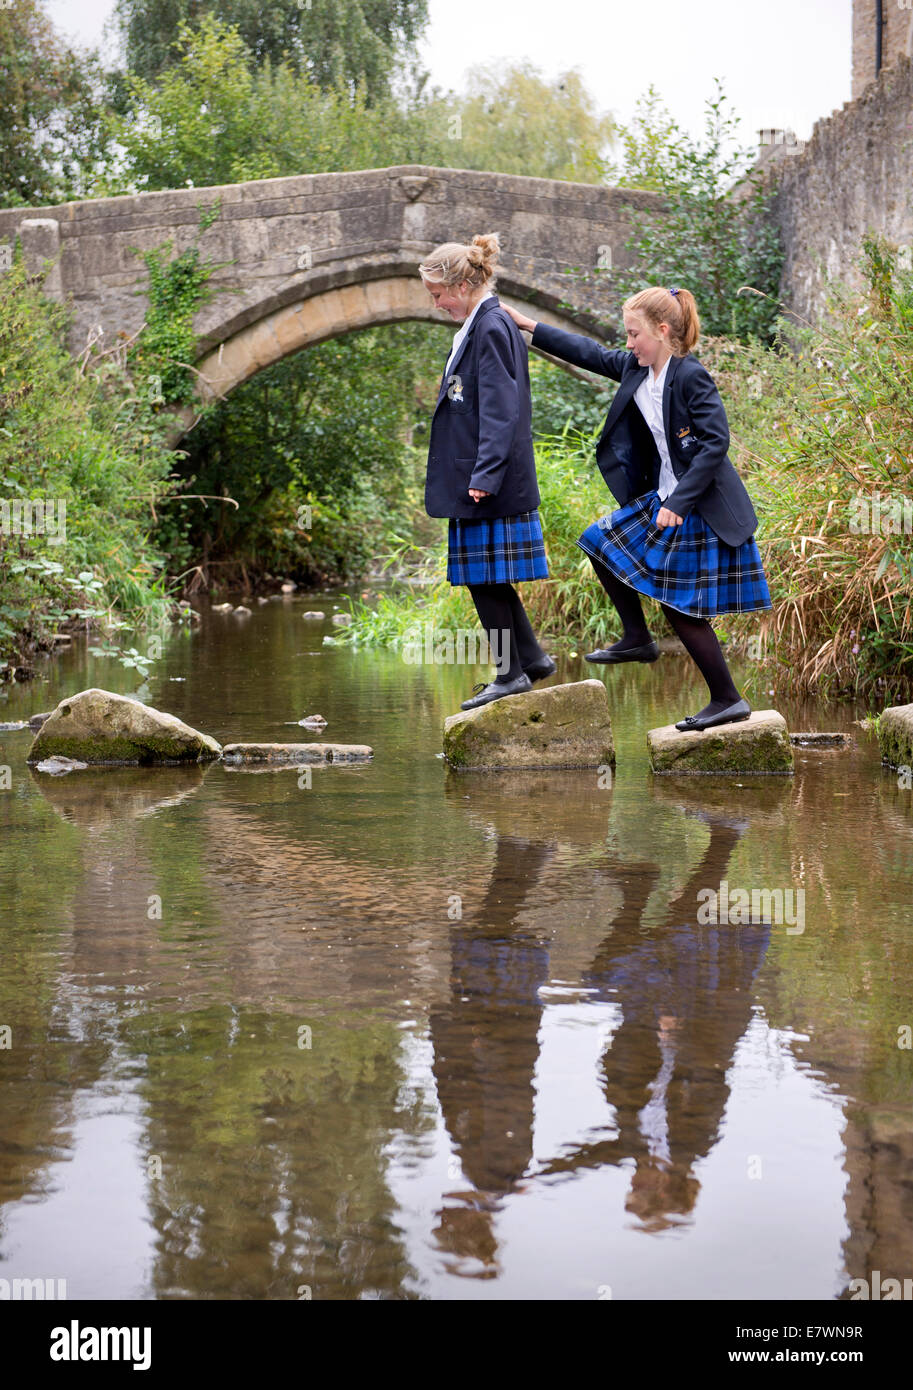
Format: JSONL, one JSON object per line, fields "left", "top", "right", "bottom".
{"left": 648, "top": 709, "right": 794, "bottom": 775}
{"left": 27, "top": 688, "right": 221, "bottom": 765}
{"left": 443, "top": 679, "right": 615, "bottom": 771}
{"left": 878, "top": 703, "right": 913, "bottom": 769}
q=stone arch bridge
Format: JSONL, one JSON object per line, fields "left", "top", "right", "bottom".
{"left": 0, "top": 165, "right": 658, "bottom": 431}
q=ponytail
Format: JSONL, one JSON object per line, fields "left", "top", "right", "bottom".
{"left": 624, "top": 286, "right": 701, "bottom": 355}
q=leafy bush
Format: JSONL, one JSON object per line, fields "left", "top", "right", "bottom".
{"left": 697, "top": 238, "right": 913, "bottom": 701}
{"left": 0, "top": 255, "right": 180, "bottom": 662}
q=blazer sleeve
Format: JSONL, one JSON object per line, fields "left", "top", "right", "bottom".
{"left": 531, "top": 321, "right": 629, "bottom": 380}
{"left": 662, "top": 362, "right": 732, "bottom": 520}
{"left": 468, "top": 319, "right": 520, "bottom": 497}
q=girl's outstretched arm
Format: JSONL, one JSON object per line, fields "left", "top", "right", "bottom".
{"left": 500, "top": 303, "right": 628, "bottom": 381}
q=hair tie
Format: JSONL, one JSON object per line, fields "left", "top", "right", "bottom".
{"left": 668, "top": 286, "right": 680, "bottom": 297}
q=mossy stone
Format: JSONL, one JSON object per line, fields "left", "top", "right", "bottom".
{"left": 27, "top": 688, "right": 221, "bottom": 765}
{"left": 878, "top": 704, "right": 913, "bottom": 769}
{"left": 443, "top": 679, "right": 615, "bottom": 771}
{"left": 648, "top": 710, "right": 794, "bottom": 775}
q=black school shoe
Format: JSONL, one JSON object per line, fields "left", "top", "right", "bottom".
{"left": 585, "top": 640, "right": 660, "bottom": 664}
{"left": 460, "top": 673, "right": 533, "bottom": 710}
{"left": 674, "top": 698, "right": 752, "bottom": 732}
{"left": 524, "top": 655, "right": 557, "bottom": 682}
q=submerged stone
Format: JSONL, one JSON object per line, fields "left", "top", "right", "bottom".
{"left": 35, "top": 756, "right": 89, "bottom": 775}
{"left": 27, "top": 688, "right": 222, "bottom": 765}
{"left": 878, "top": 703, "right": 913, "bottom": 769}
{"left": 443, "top": 679, "right": 615, "bottom": 771}
{"left": 648, "top": 709, "right": 794, "bottom": 775}
{"left": 221, "top": 742, "right": 372, "bottom": 763}
{"left": 789, "top": 731, "right": 853, "bottom": 747}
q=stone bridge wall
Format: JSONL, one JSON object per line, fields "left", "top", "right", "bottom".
{"left": 0, "top": 166, "right": 660, "bottom": 405}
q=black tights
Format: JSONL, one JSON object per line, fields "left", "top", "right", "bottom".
{"left": 589, "top": 556, "right": 741, "bottom": 713}
{"left": 468, "top": 583, "right": 546, "bottom": 682}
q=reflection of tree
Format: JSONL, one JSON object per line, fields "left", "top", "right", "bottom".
{"left": 430, "top": 836, "right": 553, "bottom": 1276}
{"left": 126, "top": 1006, "right": 423, "bottom": 1299}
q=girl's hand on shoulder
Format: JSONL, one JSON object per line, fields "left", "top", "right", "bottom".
{"left": 655, "top": 506, "right": 684, "bottom": 527}
{"left": 468, "top": 488, "right": 490, "bottom": 503}
{"left": 499, "top": 303, "right": 537, "bottom": 334}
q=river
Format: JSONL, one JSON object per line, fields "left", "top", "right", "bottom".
{"left": 0, "top": 590, "right": 910, "bottom": 1300}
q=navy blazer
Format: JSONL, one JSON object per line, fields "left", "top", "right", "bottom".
{"left": 425, "top": 296, "right": 540, "bottom": 519}
{"left": 531, "top": 321, "right": 759, "bottom": 547}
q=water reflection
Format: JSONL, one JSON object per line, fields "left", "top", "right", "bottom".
{"left": 566, "top": 807, "right": 768, "bottom": 1234}
{"left": 431, "top": 834, "right": 553, "bottom": 1275}
{"left": 430, "top": 786, "right": 775, "bottom": 1274}
{"left": 0, "top": 600, "right": 911, "bottom": 1300}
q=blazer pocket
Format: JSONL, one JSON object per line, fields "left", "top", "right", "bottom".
{"left": 454, "top": 456, "right": 477, "bottom": 487}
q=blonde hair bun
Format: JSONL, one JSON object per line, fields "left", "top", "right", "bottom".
{"left": 419, "top": 233, "right": 501, "bottom": 289}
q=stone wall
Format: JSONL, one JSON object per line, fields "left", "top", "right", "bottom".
{"left": 852, "top": 0, "right": 913, "bottom": 99}
{"left": 771, "top": 55, "right": 913, "bottom": 323}
{"left": 0, "top": 166, "right": 659, "bottom": 366}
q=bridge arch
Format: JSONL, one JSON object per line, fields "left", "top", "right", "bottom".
{"left": 192, "top": 268, "right": 607, "bottom": 407}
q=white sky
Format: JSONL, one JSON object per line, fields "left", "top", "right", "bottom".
{"left": 47, "top": 0, "right": 853, "bottom": 146}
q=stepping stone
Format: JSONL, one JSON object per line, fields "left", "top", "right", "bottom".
{"left": 27, "top": 688, "right": 222, "bottom": 765}
{"left": 648, "top": 709, "right": 794, "bottom": 775}
{"left": 221, "top": 742, "right": 372, "bottom": 763}
{"left": 878, "top": 703, "right": 913, "bottom": 768}
{"left": 443, "top": 679, "right": 615, "bottom": 771}
{"left": 789, "top": 731, "right": 853, "bottom": 747}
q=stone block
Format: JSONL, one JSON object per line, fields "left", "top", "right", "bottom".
{"left": 28, "top": 688, "right": 222, "bottom": 765}
{"left": 220, "top": 742, "right": 373, "bottom": 763}
{"left": 648, "top": 709, "right": 794, "bottom": 775}
{"left": 878, "top": 704, "right": 913, "bottom": 769}
{"left": 443, "top": 679, "right": 614, "bottom": 771}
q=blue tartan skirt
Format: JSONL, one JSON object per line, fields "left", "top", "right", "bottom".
{"left": 577, "top": 489, "right": 771, "bottom": 618}
{"left": 447, "top": 509, "right": 549, "bottom": 586}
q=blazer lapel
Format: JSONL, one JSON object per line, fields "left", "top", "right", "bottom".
{"left": 434, "top": 296, "right": 498, "bottom": 410}
{"left": 437, "top": 348, "right": 454, "bottom": 403}
{"left": 600, "top": 363, "right": 647, "bottom": 438}
{"left": 661, "top": 354, "right": 683, "bottom": 444}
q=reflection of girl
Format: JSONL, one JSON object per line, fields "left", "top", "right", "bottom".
{"left": 503, "top": 288, "right": 772, "bottom": 731}
{"left": 420, "top": 234, "right": 555, "bottom": 710}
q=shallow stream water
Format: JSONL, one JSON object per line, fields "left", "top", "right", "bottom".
{"left": 0, "top": 593, "right": 910, "bottom": 1299}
